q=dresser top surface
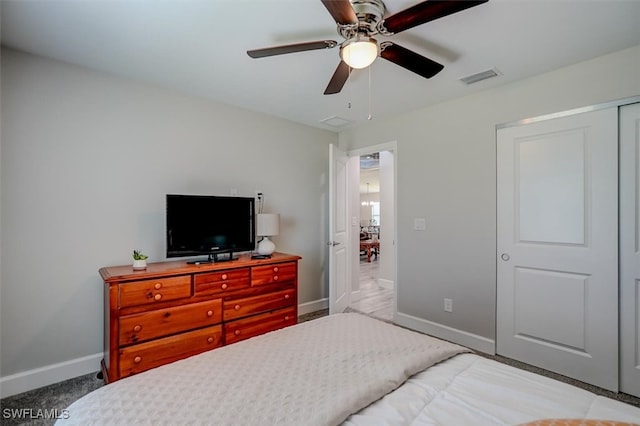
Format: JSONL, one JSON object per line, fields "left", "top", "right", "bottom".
{"left": 99, "top": 252, "right": 301, "bottom": 282}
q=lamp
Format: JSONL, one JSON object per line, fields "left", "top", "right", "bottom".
{"left": 340, "top": 36, "right": 379, "bottom": 69}
{"left": 256, "top": 213, "right": 280, "bottom": 256}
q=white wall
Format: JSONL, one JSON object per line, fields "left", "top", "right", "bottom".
{"left": 339, "top": 44, "right": 640, "bottom": 352}
{"left": 0, "top": 48, "right": 336, "bottom": 394}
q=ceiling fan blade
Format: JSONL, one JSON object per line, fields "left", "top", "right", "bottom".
{"left": 247, "top": 40, "right": 338, "bottom": 58}
{"left": 381, "top": 0, "right": 488, "bottom": 34}
{"left": 379, "top": 42, "right": 444, "bottom": 79}
{"left": 324, "top": 61, "right": 352, "bottom": 95}
{"left": 321, "top": 0, "right": 358, "bottom": 25}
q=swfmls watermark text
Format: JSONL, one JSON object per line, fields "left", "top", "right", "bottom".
{"left": 2, "top": 408, "right": 70, "bottom": 420}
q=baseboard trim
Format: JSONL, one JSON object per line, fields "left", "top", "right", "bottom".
{"left": 396, "top": 312, "right": 495, "bottom": 355}
{"left": 378, "top": 278, "right": 394, "bottom": 290}
{"left": 0, "top": 353, "right": 102, "bottom": 399}
{"left": 298, "top": 298, "right": 328, "bottom": 316}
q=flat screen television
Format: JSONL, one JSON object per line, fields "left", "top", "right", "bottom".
{"left": 166, "top": 194, "right": 255, "bottom": 262}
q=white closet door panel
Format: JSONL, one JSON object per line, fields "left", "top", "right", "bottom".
{"left": 518, "top": 131, "right": 585, "bottom": 245}
{"left": 497, "top": 107, "right": 618, "bottom": 391}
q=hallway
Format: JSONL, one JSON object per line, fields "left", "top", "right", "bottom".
{"left": 348, "top": 258, "right": 393, "bottom": 322}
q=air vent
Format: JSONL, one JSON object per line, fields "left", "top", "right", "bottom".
{"left": 320, "top": 115, "right": 352, "bottom": 128}
{"left": 459, "top": 68, "right": 502, "bottom": 85}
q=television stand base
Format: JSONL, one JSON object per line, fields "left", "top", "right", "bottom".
{"left": 187, "top": 250, "right": 237, "bottom": 264}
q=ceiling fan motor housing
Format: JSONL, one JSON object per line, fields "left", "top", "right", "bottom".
{"left": 339, "top": 0, "right": 386, "bottom": 39}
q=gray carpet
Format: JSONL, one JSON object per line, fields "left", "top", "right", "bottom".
{"left": 0, "top": 371, "right": 104, "bottom": 426}
{"left": 1, "top": 309, "right": 638, "bottom": 425}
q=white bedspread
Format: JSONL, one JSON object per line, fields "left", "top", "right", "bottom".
{"left": 59, "top": 313, "right": 468, "bottom": 426}
{"left": 343, "top": 353, "right": 640, "bottom": 425}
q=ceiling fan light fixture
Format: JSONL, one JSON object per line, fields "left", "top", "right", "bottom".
{"left": 340, "top": 36, "right": 378, "bottom": 69}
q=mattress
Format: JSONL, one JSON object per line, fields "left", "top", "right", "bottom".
{"left": 343, "top": 353, "right": 640, "bottom": 425}
{"left": 57, "top": 313, "right": 468, "bottom": 425}
{"left": 58, "top": 313, "right": 640, "bottom": 425}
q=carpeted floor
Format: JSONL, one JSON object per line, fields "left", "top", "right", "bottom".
{"left": 0, "top": 371, "right": 104, "bottom": 426}
{"left": 1, "top": 309, "right": 638, "bottom": 425}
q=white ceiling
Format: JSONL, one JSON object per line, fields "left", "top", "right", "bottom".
{"left": 2, "top": 1, "right": 639, "bottom": 132}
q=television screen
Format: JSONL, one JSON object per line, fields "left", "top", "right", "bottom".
{"left": 166, "top": 194, "right": 255, "bottom": 259}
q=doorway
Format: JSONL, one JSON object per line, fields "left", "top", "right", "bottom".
{"left": 347, "top": 147, "right": 396, "bottom": 322}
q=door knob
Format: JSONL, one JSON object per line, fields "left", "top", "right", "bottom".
{"left": 327, "top": 241, "right": 340, "bottom": 246}
{"left": 501, "top": 253, "right": 510, "bottom": 261}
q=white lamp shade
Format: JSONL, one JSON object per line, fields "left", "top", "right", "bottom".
{"left": 257, "top": 213, "right": 280, "bottom": 237}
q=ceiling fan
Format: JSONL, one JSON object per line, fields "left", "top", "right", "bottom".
{"left": 247, "top": 0, "right": 488, "bottom": 95}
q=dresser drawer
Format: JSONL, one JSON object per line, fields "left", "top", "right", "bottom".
{"left": 223, "top": 288, "right": 295, "bottom": 321}
{"left": 194, "top": 268, "right": 250, "bottom": 295}
{"left": 224, "top": 307, "right": 296, "bottom": 344}
{"left": 119, "top": 276, "right": 191, "bottom": 308}
{"left": 119, "top": 325, "right": 222, "bottom": 377}
{"left": 251, "top": 262, "right": 297, "bottom": 286}
{"left": 119, "top": 299, "right": 222, "bottom": 346}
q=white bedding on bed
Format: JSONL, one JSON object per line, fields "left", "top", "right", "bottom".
{"left": 343, "top": 353, "right": 640, "bottom": 425}
{"left": 58, "top": 313, "right": 640, "bottom": 425}
{"left": 58, "top": 313, "right": 468, "bottom": 426}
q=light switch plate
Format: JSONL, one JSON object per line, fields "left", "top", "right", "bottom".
{"left": 414, "top": 218, "right": 426, "bottom": 231}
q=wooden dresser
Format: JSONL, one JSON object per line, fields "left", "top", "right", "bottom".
{"left": 100, "top": 252, "right": 300, "bottom": 383}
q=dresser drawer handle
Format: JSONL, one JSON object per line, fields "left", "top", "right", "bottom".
{"left": 221, "top": 283, "right": 228, "bottom": 290}
{"left": 285, "top": 316, "right": 290, "bottom": 321}
{"left": 234, "top": 304, "right": 241, "bottom": 311}
{"left": 207, "top": 310, "right": 214, "bottom": 317}
{"left": 273, "top": 267, "right": 279, "bottom": 273}
{"left": 273, "top": 275, "right": 279, "bottom": 281}
{"left": 207, "top": 337, "right": 214, "bottom": 344}
{"left": 234, "top": 330, "right": 241, "bottom": 336}
{"left": 284, "top": 294, "right": 290, "bottom": 300}
{"left": 154, "top": 294, "right": 162, "bottom": 301}
{"left": 133, "top": 356, "right": 142, "bottom": 364}
{"left": 133, "top": 325, "right": 142, "bottom": 332}
{"left": 221, "top": 274, "right": 228, "bottom": 280}
{"left": 154, "top": 282, "right": 162, "bottom": 290}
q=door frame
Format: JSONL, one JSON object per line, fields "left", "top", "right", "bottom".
{"left": 347, "top": 141, "right": 398, "bottom": 321}
{"left": 619, "top": 101, "right": 640, "bottom": 397}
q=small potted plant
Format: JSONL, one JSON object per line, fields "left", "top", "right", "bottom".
{"left": 132, "top": 250, "right": 148, "bottom": 270}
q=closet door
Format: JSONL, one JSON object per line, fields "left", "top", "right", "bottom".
{"left": 497, "top": 107, "right": 618, "bottom": 391}
{"left": 620, "top": 102, "right": 640, "bottom": 398}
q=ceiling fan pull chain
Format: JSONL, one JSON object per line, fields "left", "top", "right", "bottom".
{"left": 348, "top": 65, "right": 353, "bottom": 109}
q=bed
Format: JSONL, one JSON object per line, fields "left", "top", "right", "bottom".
{"left": 58, "top": 313, "right": 640, "bottom": 425}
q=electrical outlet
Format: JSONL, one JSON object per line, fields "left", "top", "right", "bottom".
{"left": 444, "top": 298, "right": 453, "bottom": 313}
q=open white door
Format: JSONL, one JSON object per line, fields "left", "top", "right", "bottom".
{"left": 329, "top": 144, "right": 349, "bottom": 314}
{"left": 497, "top": 107, "right": 618, "bottom": 391}
{"left": 620, "top": 102, "right": 640, "bottom": 397}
